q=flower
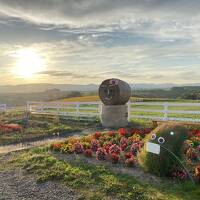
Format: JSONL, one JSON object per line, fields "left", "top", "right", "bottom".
{"left": 124, "top": 152, "right": 132, "bottom": 159}
{"left": 171, "top": 169, "right": 187, "bottom": 181}
{"left": 91, "top": 139, "right": 100, "bottom": 152}
{"left": 118, "top": 128, "right": 126, "bottom": 136}
{"left": 110, "top": 153, "right": 120, "bottom": 164}
{"left": 74, "top": 142, "right": 84, "bottom": 154}
{"left": 108, "top": 131, "right": 115, "bottom": 137}
{"left": 120, "top": 137, "right": 128, "bottom": 151}
{"left": 94, "top": 132, "right": 102, "bottom": 139}
{"left": 186, "top": 147, "right": 197, "bottom": 160}
{"left": 109, "top": 144, "right": 121, "bottom": 154}
{"left": 51, "top": 142, "right": 63, "bottom": 151}
{"left": 125, "top": 156, "right": 136, "bottom": 167}
{"left": 194, "top": 165, "right": 200, "bottom": 183}
{"left": 84, "top": 149, "right": 93, "bottom": 157}
{"left": 130, "top": 143, "right": 141, "bottom": 156}
{"left": 96, "top": 147, "right": 107, "bottom": 160}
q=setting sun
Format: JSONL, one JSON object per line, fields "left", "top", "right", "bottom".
{"left": 13, "top": 48, "right": 44, "bottom": 78}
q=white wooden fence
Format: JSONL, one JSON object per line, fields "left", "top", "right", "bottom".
{"left": 27, "top": 101, "right": 100, "bottom": 119}
{"left": 0, "top": 104, "right": 6, "bottom": 112}
{"left": 27, "top": 101, "right": 200, "bottom": 122}
{"left": 128, "top": 102, "right": 200, "bottom": 122}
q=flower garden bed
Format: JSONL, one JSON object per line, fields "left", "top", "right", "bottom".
{"left": 51, "top": 127, "right": 200, "bottom": 184}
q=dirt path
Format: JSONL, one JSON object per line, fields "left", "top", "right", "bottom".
{"left": 0, "top": 169, "right": 79, "bottom": 200}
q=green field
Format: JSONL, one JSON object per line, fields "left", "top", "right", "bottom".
{"left": 35, "top": 95, "right": 200, "bottom": 121}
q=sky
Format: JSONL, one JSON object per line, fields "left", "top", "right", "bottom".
{"left": 0, "top": 0, "right": 200, "bottom": 85}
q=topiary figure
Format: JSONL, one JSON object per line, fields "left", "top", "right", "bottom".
{"left": 138, "top": 123, "right": 189, "bottom": 177}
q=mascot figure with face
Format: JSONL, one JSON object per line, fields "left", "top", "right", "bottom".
{"left": 99, "top": 78, "right": 131, "bottom": 128}
{"left": 139, "top": 123, "right": 189, "bottom": 176}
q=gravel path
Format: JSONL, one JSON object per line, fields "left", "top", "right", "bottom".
{"left": 0, "top": 169, "right": 79, "bottom": 200}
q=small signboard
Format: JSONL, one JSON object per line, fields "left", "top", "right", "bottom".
{"left": 146, "top": 142, "right": 160, "bottom": 155}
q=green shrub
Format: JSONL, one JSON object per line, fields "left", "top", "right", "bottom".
{"left": 139, "top": 123, "right": 189, "bottom": 177}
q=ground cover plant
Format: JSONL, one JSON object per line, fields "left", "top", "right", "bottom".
{"left": 1, "top": 147, "right": 200, "bottom": 200}
{"left": 51, "top": 126, "right": 200, "bottom": 184}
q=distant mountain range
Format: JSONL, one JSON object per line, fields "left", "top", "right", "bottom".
{"left": 0, "top": 83, "right": 200, "bottom": 94}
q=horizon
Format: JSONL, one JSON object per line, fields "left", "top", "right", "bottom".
{"left": 0, "top": 1, "right": 200, "bottom": 85}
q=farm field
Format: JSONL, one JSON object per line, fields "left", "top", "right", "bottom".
{"left": 44, "top": 95, "right": 200, "bottom": 121}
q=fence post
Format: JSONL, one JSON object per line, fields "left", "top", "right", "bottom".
{"left": 99, "top": 102, "right": 102, "bottom": 117}
{"left": 127, "top": 101, "right": 131, "bottom": 121}
{"left": 76, "top": 104, "right": 80, "bottom": 117}
{"left": 27, "top": 101, "right": 31, "bottom": 111}
{"left": 57, "top": 102, "right": 60, "bottom": 114}
{"left": 164, "top": 102, "right": 168, "bottom": 121}
{"left": 40, "top": 103, "right": 44, "bottom": 112}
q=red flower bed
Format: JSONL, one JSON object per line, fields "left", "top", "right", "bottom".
{"left": 0, "top": 124, "right": 22, "bottom": 133}
{"left": 50, "top": 127, "right": 200, "bottom": 182}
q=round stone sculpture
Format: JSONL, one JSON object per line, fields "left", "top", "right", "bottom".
{"left": 99, "top": 78, "right": 131, "bottom": 128}
{"left": 99, "top": 78, "right": 131, "bottom": 105}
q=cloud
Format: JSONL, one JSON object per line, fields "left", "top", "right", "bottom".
{"left": 36, "top": 70, "right": 99, "bottom": 79}
{"left": 0, "top": 0, "right": 200, "bottom": 25}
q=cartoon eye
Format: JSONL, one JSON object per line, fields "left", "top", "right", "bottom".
{"left": 158, "top": 137, "right": 165, "bottom": 144}
{"left": 151, "top": 134, "right": 156, "bottom": 140}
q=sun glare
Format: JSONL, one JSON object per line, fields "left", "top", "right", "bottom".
{"left": 13, "top": 48, "right": 44, "bottom": 78}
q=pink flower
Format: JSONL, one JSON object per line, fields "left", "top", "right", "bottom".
{"left": 91, "top": 139, "right": 100, "bottom": 152}
{"left": 74, "top": 142, "right": 84, "bottom": 154}
{"left": 96, "top": 148, "right": 107, "bottom": 160}
{"left": 109, "top": 144, "right": 120, "bottom": 154}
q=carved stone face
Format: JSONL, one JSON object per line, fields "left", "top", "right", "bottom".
{"left": 99, "top": 79, "right": 120, "bottom": 105}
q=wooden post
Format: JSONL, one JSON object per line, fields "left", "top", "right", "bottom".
{"left": 164, "top": 102, "right": 168, "bottom": 121}
{"left": 127, "top": 101, "right": 131, "bottom": 121}
{"left": 76, "top": 104, "right": 80, "bottom": 117}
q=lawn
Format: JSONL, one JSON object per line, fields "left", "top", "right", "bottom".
{"left": 1, "top": 147, "right": 199, "bottom": 200}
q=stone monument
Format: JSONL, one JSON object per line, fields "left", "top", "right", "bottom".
{"left": 99, "top": 78, "right": 131, "bottom": 128}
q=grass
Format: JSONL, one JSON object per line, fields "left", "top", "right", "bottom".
{"left": 1, "top": 147, "right": 200, "bottom": 200}
{"left": 56, "top": 95, "right": 200, "bottom": 121}
{"left": 0, "top": 112, "right": 100, "bottom": 145}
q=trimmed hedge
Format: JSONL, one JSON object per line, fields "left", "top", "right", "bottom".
{"left": 139, "top": 123, "right": 189, "bottom": 176}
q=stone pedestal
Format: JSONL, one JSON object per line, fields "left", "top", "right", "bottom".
{"left": 100, "top": 104, "right": 128, "bottom": 128}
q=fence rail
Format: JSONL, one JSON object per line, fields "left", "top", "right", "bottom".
{"left": 0, "top": 104, "right": 6, "bottom": 112}
{"left": 129, "top": 102, "right": 200, "bottom": 122}
{"left": 27, "top": 101, "right": 200, "bottom": 122}
{"left": 27, "top": 101, "right": 100, "bottom": 120}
